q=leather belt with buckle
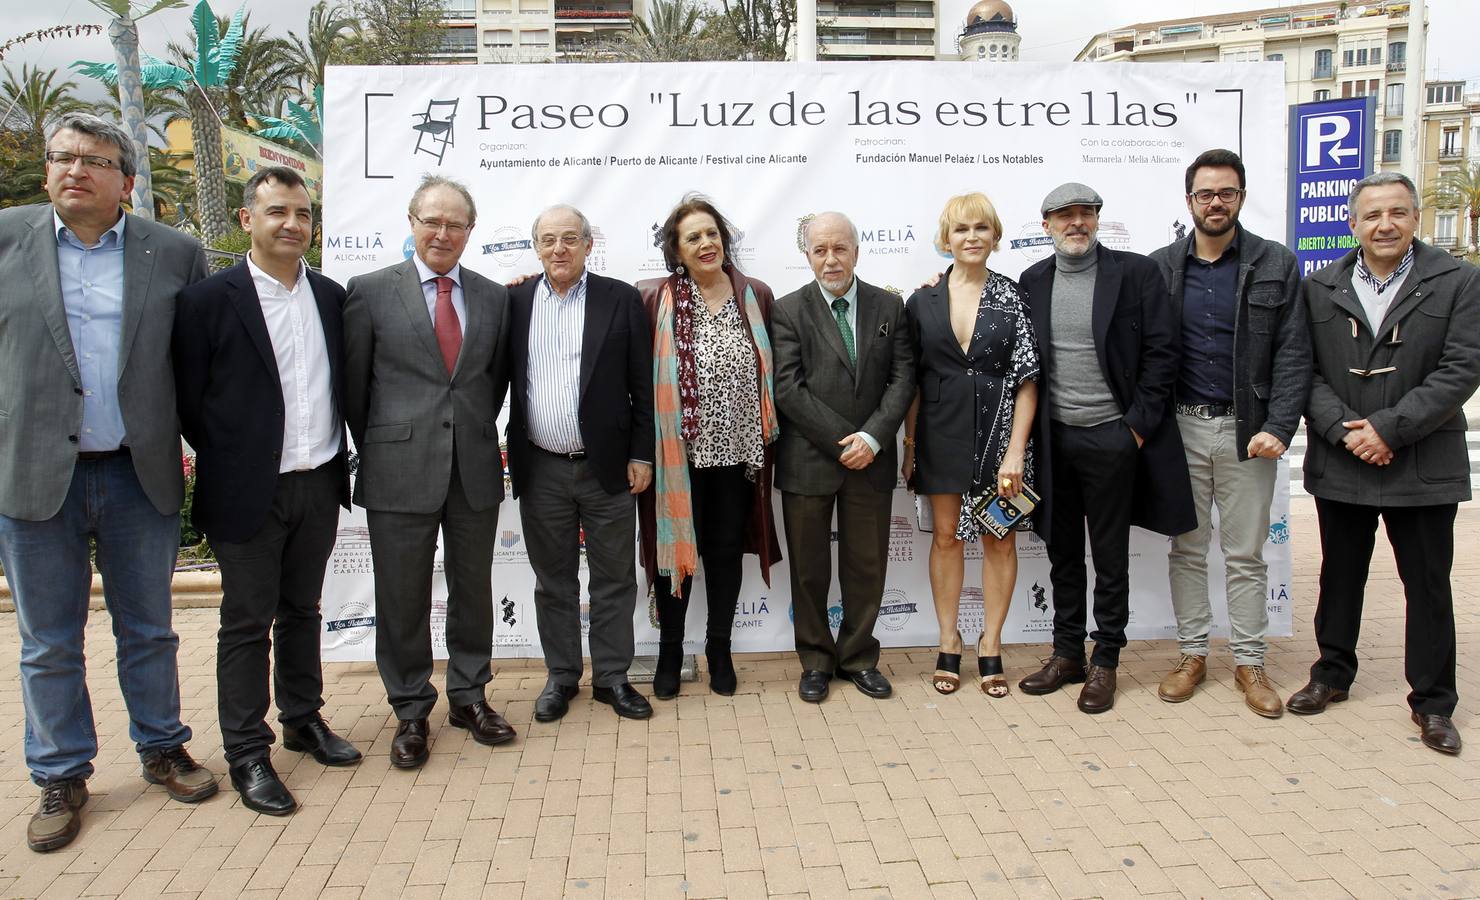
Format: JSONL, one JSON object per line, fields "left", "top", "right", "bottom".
{"left": 1175, "top": 403, "right": 1233, "bottom": 419}
{"left": 535, "top": 445, "right": 587, "bottom": 460}
{"left": 77, "top": 446, "right": 131, "bottom": 461}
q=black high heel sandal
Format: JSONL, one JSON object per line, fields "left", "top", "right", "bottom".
{"left": 933, "top": 630, "right": 963, "bottom": 695}
{"left": 978, "top": 636, "right": 1008, "bottom": 699}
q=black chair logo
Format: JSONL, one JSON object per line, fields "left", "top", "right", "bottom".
{"left": 412, "top": 98, "right": 459, "bottom": 165}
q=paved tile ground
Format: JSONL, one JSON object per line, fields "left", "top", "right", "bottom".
{"left": 0, "top": 497, "right": 1476, "bottom": 899}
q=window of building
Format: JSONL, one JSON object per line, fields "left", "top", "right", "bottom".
{"left": 1314, "top": 48, "right": 1332, "bottom": 76}
{"left": 1442, "top": 127, "right": 1462, "bottom": 157}
{"left": 484, "top": 28, "right": 513, "bottom": 47}
{"left": 443, "top": 0, "right": 477, "bottom": 18}
{"left": 1383, "top": 129, "right": 1402, "bottom": 162}
{"left": 1389, "top": 41, "right": 1406, "bottom": 67}
{"left": 1385, "top": 83, "right": 1403, "bottom": 117}
{"left": 437, "top": 28, "right": 477, "bottom": 52}
{"left": 1427, "top": 82, "right": 1464, "bottom": 105}
{"left": 1266, "top": 53, "right": 1284, "bottom": 62}
{"left": 1436, "top": 212, "right": 1457, "bottom": 247}
{"left": 483, "top": 0, "right": 512, "bottom": 12}
{"left": 1313, "top": 89, "right": 1331, "bottom": 101}
{"left": 520, "top": 28, "right": 550, "bottom": 46}
{"left": 1342, "top": 48, "right": 1352, "bottom": 67}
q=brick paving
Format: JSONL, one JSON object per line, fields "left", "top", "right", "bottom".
{"left": 0, "top": 497, "right": 1476, "bottom": 899}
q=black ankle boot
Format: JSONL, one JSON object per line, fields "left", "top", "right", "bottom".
{"left": 653, "top": 641, "right": 682, "bottom": 699}
{"left": 706, "top": 638, "right": 736, "bottom": 696}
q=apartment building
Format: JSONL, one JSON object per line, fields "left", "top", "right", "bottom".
{"left": 1076, "top": 1, "right": 1423, "bottom": 173}
{"left": 817, "top": 0, "right": 939, "bottom": 61}
{"left": 432, "top": 0, "right": 641, "bottom": 63}
{"left": 1418, "top": 79, "right": 1480, "bottom": 251}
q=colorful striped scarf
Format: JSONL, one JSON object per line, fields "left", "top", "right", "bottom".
{"left": 652, "top": 274, "right": 779, "bottom": 593}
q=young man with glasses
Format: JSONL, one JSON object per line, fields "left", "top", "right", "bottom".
{"left": 0, "top": 113, "right": 217, "bottom": 852}
{"left": 344, "top": 174, "right": 517, "bottom": 769}
{"left": 1149, "top": 148, "right": 1311, "bottom": 717}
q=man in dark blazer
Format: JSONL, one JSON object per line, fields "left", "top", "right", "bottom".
{"left": 771, "top": 212, "right": 915, "bottom": 703}
{"left": 0, "top": 113, "right": 216, "bottom": 853}
{"left": 505, "top": 204, "right": 656, "bottom": 722}
{"left": 1016, "top": 183, "right": 1194, "bottom": 714}
{"left": 175, "top": 166, "right": 361, "bottom": 816}
{"left": 1289, "top": 172, "right": 1480, "bottom": 755}
{"left": 344, "top": 175, "right": 515, "bottom": 769}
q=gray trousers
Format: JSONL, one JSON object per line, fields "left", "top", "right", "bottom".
{"left": 520, "top": 450, "right": 637, "bottom": 689}
{"left": 1166, "top": 413, "right": 1277, "bottom": 666}
{"left": 367, "top": 461, "right": 497, "bottom": 720}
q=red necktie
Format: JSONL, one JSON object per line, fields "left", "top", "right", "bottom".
{"left": 433, "top": 276, "right": 461, "bottom": 375}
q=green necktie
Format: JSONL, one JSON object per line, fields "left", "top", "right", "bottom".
{"left": 831, "top": 296, "right": 855, "bottom": 364}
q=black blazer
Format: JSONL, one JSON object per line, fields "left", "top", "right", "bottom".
{"left": 1018, "top": 244, "right": 1195, "bottom": 538}
{"left": 506, "top": 270, "right": 655, "bottom": 497}
{"left": 174, "top": 261, "right": 351, "bottom": 544}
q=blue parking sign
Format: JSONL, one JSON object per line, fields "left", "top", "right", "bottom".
{"left": 1287, "top": 97, "right": 1374, "bottom": 276}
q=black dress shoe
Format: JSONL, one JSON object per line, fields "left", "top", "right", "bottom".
{"left": 282, "top": 716, "right": 363, "bottom": 766}
{"left": 592, "top": 682, "right": 653, "bottom": 720}
{"left": 449, "top": 700, "right": 518, "bottom": 746}
{"left": 1412, "top": 712, "right": 1462, "bottom": 755}
{"left": 390, "top": 718, "right": 430, "bottom": 769}
{"left": 1018, "top": 656, "right": 1088, "bottom": 695}
{"left": 798, "top": 669, "right": 832, "bottom": 703}
{"left": 229, "top": 758, "right": 296, "bottom": 816}
{"left": 836, "top": 667, "right": 892, "bottom": 699}
{"left": 534, "top": 684, "right": 580, "bottom": 722}
{"left": 1286, "top": 680, "right": 1349, "bottom": 715}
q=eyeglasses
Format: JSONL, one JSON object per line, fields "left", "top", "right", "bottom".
{"left": 1189, "top": 188, "right": 1245, "bottom": 205}
{"left": 45, "top": 151, "right": 121, "bottom": 171}
{"left": 536, "top": 234, "right": 585, "bottom": 249}
{"left": 410, "top": 214, "right": 470, "bottom": 236}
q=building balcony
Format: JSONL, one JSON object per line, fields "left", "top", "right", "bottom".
{"left": 555, "top": 3, "right": 631, "bottom": 18}
{"left": 823, "top": 13, "right": 935, "bottom": 28}
{"left": 1440, "top": 147, "right": 1465, "bottom": 160}
{"left": 1434, "top": 235, "right": 1458, "bottom": 249}
{"left": 819, "top": 36, "right": 935, "bottom": 58}
{"left": 1387, "top": 60, "right": 1406, "bottom": 73}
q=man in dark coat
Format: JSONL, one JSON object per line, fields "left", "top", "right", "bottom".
{"left": 1016, "top": 182, "right": 1195, "bottom": 714}
{"left": 1288, "top": 172, "right": 1480, "bottom": 756}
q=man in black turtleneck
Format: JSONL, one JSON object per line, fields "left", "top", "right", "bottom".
{"left": 1016, "top": 183, "right": 1195, "bottom": 714}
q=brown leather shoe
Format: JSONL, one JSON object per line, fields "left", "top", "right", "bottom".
{"left": 390, "top": 718, "right": 430, "bottom": 769}
{"left": 1018, "top": 656, "right": 1088, "bottom": 695}
{"left": 1077, "top": 665, "right": 1117, "bottom": 714}
{"left": 1411, "top": 712, "right": 1462, "bottom": 755}
{"left": 1286, "top": 680, "right": 1348, "bottom": 715}
{"left": 27, "top": 779, "right": 87, "bottom": 852}
{"left": 141, "top": 746, "right": 218, "bottom": 803}
{"left": 448, "top": 701, "right": 517, "bottom": 746}
{"left": 1157, "top": 654, "right": 1206, "bottom": 703}
{"left": 1235, "top": 665, "right": 1284, "bottom": 718}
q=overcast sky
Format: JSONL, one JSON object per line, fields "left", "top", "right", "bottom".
{"left": 4, "top": 0, "right": 1476, "bottom": 99}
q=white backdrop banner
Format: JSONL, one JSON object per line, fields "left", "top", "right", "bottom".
{"left": 319, "top": 61, "right": 1294, "bottom": 661}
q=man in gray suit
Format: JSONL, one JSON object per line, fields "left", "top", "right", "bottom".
{"left": 771, "top": 212, "right": 916, "bottom": 703}
{"left": 1289, "top": 172, "right": 1480, "bottom": 755}
{"left": 344, "top": 175, "right": 515, "bottom": 769}
{"left": 0, "top": 113, "right": 218, "bottom": 853}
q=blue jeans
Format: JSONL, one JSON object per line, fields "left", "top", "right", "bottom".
{"left": 0, "top": 456, "right": 190, "bottom": 784}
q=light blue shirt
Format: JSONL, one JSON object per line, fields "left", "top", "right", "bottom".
{"left": 55, "top": 211, "right": 127, "bottom": 452}
{"left": 526, "top": 271, "right": 588, "bottom": 454}
{"left": 817, "top": 277, "right": 880, "bottom": 453}
{"left": 412, "top": 254, "right": 467, "bottom": 336}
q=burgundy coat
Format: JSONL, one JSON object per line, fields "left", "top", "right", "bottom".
{"left": 635, "top": 266, "right": 783, "bottom": 588}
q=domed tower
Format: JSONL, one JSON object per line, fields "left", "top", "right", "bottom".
{"left": 958, "top": 0, "right": 1020, "bottom": 62}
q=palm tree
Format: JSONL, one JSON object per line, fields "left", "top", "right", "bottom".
{"left": 1424, "top": 164, "right": 1480, "bottom": 254}
{"left": 74, "top": 0, "right": 248, "bottom": 244}
{"left": 1, "top": 64, "right": 90, "bottom": 149}
{"left": 83, "top": 1, "right": 188, "bottom": 220}
{"left": 619, "top": 0, "right": 722, "bottom": 61}
{"left": 287, "top": 2, "right": 355, "bottom": 98}
{"left": 90, "top": 84, "right": 188, "bottom": 146}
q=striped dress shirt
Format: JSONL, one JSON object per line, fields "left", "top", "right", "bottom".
{"left": 526, "top": 271, "right": 588, "bottom": 453}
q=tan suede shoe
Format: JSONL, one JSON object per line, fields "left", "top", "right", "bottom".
{"left": 1157, "top": 654, "right": 1206, "bottom": 703}
{"left": 1235, "top": 665, "right": 1284, "bottom": 718}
